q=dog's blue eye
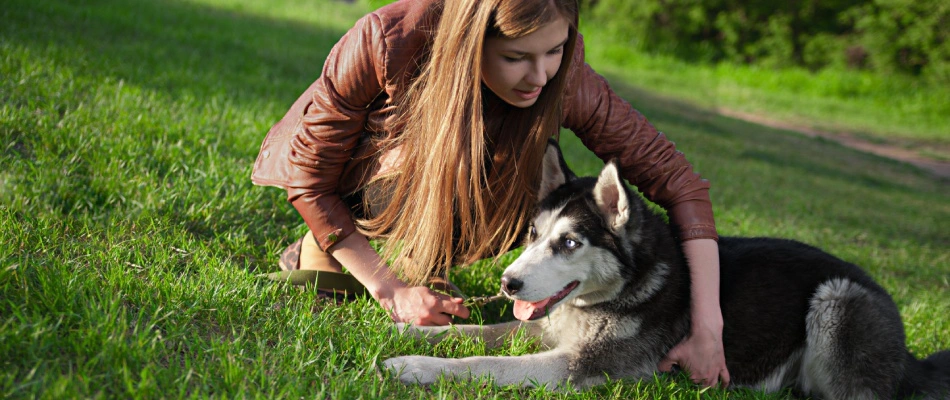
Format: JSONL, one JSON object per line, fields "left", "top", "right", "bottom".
{"left": 530, "top": 226, "right": 537, "bottom": 236}
{"left": 564, "top": 239, "right": 579, "bottom": 249}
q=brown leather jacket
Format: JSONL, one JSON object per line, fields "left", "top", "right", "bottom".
{"left": 251, "top": 0, "right": 717, "bottom": 251}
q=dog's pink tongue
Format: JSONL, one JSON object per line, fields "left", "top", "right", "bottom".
{"left": 513, "top": 298, "right": 551, "bottom": 321}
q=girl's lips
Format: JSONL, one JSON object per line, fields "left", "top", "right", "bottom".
{"left": 513, "top": 87, "right": 542, "bottom": 100}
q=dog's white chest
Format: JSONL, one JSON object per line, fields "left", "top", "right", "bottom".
{"left": 537, "top": 307, "right": 596, "bottom": 348}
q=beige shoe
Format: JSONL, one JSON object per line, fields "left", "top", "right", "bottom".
{"left": 266, "top": 234, "right": 367, "bottom": 302}
{"left": 270, "top": 233, "right": 465, "bottom": 300}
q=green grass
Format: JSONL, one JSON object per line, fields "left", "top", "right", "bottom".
{"left": 1, "top": 0, "right": 948, "bottom": 398}
{"left": 582, "top": 28, "right": 950, "bottom": 159}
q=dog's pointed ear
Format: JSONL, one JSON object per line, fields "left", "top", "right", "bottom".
{"left": 538, "top": 140, "right": 576, "bottom": 201}
{"left": 594, "top": 160, "right": 630, "bottom": 231}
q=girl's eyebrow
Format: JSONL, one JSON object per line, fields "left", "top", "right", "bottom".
{"left": 504, "top": 36, "right": 569, "bottom": 55}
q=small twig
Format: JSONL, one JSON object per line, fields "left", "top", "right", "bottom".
{"left": 170, "top": 246, "right": 189, "bottom": 255}
{"left": 124, "top": 261, "right": 145, "bottom": 270}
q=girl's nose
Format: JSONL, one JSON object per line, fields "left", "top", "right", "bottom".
{"left": 524, "top": 61, "right": 547, "bottom": 87}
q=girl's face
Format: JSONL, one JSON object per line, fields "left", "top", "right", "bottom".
{"left": 481, "top": 16, "right": 570, "bottom": 108}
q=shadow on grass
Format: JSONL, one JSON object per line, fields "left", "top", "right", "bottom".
{"left": 1, "top": 0, "right": 345, "bottom": 106}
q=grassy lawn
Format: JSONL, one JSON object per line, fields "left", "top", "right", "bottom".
{"left": 1, "top": 0, "right": 947, "bottom": 398}
{"left": 581, "top": 30, "right": 950, "bottom": 161}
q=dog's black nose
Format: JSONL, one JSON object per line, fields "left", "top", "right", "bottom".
{"left": 501, "top": 276, "right": 523, "bottom": 295}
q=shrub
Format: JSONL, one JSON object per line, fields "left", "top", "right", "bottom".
{"left": 583, "top": 0, "right": 948, "bottom": 83}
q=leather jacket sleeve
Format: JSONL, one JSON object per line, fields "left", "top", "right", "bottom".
{"left": 285, "top": 13, "right": 386, "bottom": 250}
{"left": 562, "top": 36, "right": 718, "bottom": 241}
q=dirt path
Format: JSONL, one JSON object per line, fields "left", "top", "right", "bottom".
{"left": 718, "top": 109, "right": 950, "bottom": 181}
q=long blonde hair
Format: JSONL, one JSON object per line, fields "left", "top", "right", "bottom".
{"left": 359, "top": 0, "right": 579, "bottom": 285}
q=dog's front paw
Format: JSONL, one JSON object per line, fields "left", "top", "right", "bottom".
{"left": 383, "top": 356, "right": 446, "bottom": 385}
{"left": 391, "top": 323, "right": 450, "bottom": 343}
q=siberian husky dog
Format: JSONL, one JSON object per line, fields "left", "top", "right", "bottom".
{"left": 383, "top": 141, "right": 950, "bottom": 398}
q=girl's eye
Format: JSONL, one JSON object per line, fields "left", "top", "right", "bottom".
{"left": 547, "top": 46, "right": 564, "bottom": 55}
{"left": 503, "top": 55, "right": 523, "bottom": 62}
{"left": 564, "top": 239, "right": 580, "bottom": 249}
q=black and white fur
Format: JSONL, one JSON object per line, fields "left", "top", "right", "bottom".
{"left": 383, "top": 142, "right": 950, "bottom": 398}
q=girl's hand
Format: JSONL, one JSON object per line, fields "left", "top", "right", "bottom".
{"left": 659, "top": 238, "right": 730, "bottom": 388}
{"left": 325, "top": 233, "right": 469, "bottom": 326}
{"left": 658, "top": 320, "right": 730, "bottom": 387}
{"left": 378, "top": 286, "right": 470, "bottom": 326}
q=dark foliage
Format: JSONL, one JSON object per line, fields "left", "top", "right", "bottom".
{"left": 582, "top": 0, "right": 948, "bottom": 82}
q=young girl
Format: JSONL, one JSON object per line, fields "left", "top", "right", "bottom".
{"left": 252, "top": 0, "right": 729, "bottom": 387}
